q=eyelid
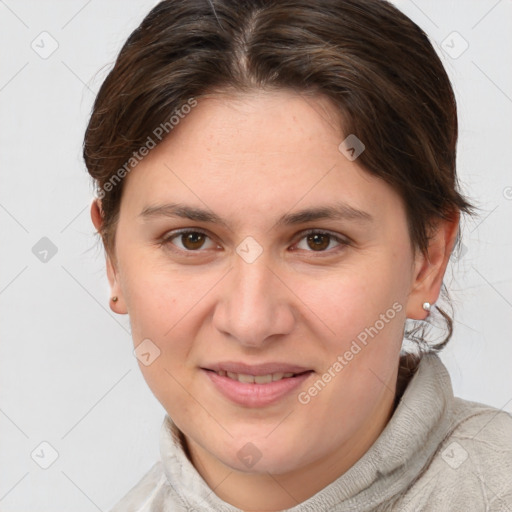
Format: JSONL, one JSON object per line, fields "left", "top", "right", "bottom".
{"left": 162, "top": 227, "right": 210, "bottom": 240}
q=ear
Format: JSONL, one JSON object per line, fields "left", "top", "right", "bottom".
{"left": 90, "top": 199, "right": 127, "bottom": 314}
{"left": 406, "top": 211, "right": 460, "bottom": 320}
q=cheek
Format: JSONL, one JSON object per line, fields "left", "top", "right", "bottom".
{"left": 126, "top": 280, "right": 195, "bottom": 416}
{"left": 294, "top": 253, "right": 411, "bottom": 400}
{"left": 119, "top": 259, "right": 217, "bottom": 407}
{"left": 120, "top": 255, "right": 202, "bottom": 338}
{"left": 294, "top": 263, "right": 408, "bottom": 419}
{"left": 300, "top": 258, "right": 408, "bottom": 340}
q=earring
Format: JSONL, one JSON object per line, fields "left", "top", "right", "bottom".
{"left": 111, "top": 296, "right": 118, "bottom": 303}
{"left": 422, "top": 302, "right": 431, "bottom": 312}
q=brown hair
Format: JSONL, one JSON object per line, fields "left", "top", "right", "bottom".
{"left": 83, "top": 0, "right": 473, "bottom": 350}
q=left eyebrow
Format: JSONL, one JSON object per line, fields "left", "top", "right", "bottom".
{"left": 138, "top": 201, "right": 373, "bottom": 228}
{"left": 275, "top": 202, "right": 373, "bottom": 226}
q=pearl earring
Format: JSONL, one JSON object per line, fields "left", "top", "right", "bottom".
{"left": 422, "top": 302, "right": 431, "bottom": 312}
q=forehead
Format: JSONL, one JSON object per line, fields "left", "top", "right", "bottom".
{"left": 119, "top": 90, "right": 403, "bottom": 226}
{"left": 131, "top": 89, "right": 344, "bottom": 172}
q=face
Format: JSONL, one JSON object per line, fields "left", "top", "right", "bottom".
{"left": 102, "top": 89, "right": 431, "bottom": 482}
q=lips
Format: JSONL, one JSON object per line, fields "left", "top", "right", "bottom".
{"left": 201, "top": 361, "right": 314, "bottom": 407}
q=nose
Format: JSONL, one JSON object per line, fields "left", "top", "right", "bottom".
{"left": 212, "top": 253, "right": 296, "bottom": 348}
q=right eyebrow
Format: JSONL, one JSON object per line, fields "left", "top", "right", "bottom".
{"left": 139, "top": 203, "right": 230, "bottom": 229}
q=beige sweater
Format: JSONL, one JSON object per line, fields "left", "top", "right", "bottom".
{"left": 110, "top": 354, "right": 512, "bottom": 511}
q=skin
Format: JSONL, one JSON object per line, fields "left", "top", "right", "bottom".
{"left": 91, "top": 89, "right": 459, "bottom": 511}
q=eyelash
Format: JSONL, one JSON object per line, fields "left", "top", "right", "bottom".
{"left": 159, "top": 228, "right": 350, "bottom": 256}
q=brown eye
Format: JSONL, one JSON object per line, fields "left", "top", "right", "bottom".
{"left": 180, "top": 232, "right": 206, "bottom": 250}
{"left": 163, "top": 230, "right": 216, "bottom": 252}
{"left": 295, "top": 230, "right": 348, "bottom": 253}
{"left": 306, "top": 233, "right": 330, "bottom": 251}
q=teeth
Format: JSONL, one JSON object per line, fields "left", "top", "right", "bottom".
{"left": 254, "top": 374, "right": 272, "bottom": 384}
{"left": 238, "top": 373, "right": 256, "bottom": 383}
{"left": 217, "top": 371, "right": 297, "bottom": 383}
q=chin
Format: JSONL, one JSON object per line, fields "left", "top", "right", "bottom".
{"left": 215, "top": 435, "right": 308, "bottom": 475}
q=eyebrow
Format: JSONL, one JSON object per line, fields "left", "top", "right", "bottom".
{"left": 139, "top": 202, "right": 373, "bottom": 228}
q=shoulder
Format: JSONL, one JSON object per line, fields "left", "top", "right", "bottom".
{"left": 449, "top": 396, "right": 512, "bottom": 442}
{"left": 442, "top": 397, "right": 512, "bottom": 480}
{"left": 404, "top": 398, "right": 512, "bottom": 511}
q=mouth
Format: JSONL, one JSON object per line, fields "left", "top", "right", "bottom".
{"left": 200, "top": 363, "right": 314, "bottom": 407}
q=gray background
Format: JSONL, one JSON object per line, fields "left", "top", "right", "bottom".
{"left": 0, "top": 1, "right": 511, "bottom": 510}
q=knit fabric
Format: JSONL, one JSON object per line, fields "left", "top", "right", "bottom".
{"left": 110, "top": 354, "right": 512, "bottom": 511}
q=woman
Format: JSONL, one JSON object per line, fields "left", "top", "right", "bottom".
{"left": 84, "top": 0, "right": 512, "bottom": 510}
